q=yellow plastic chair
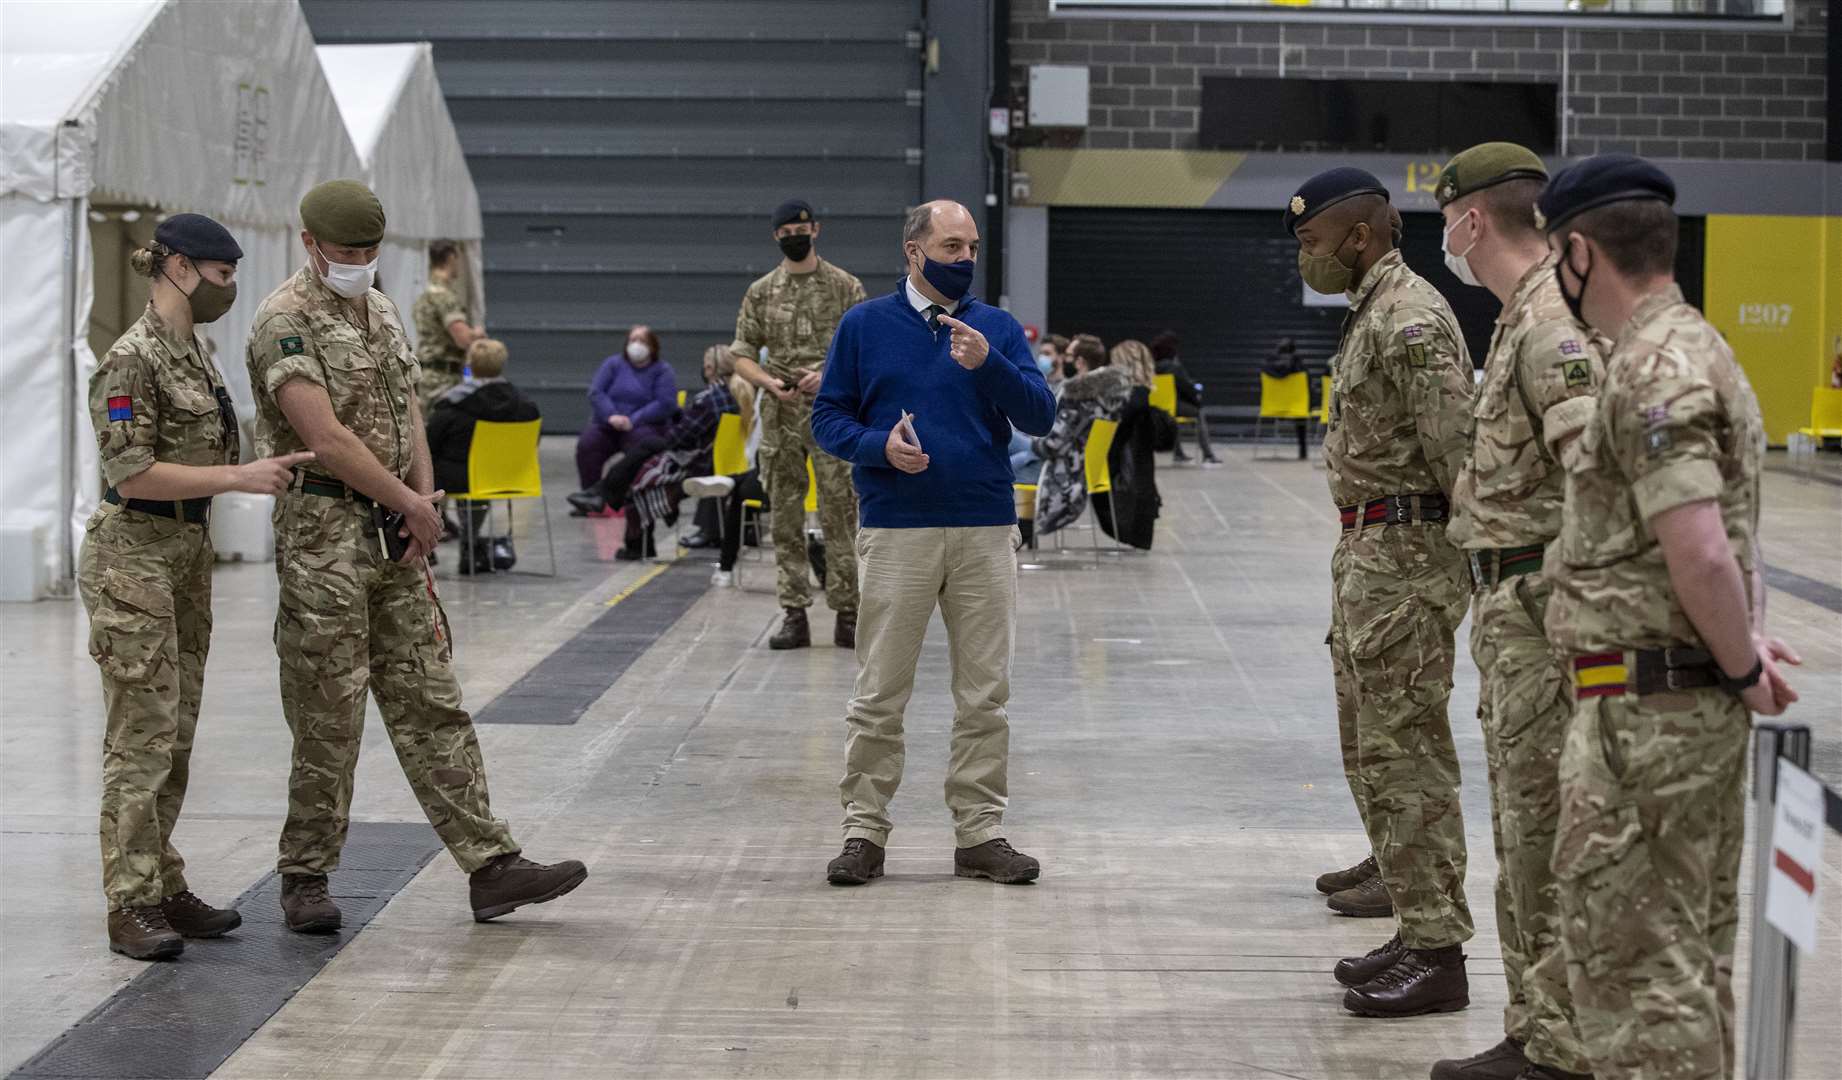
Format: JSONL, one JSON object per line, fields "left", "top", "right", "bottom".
{"left": 1318, "top": 375, "right": 1333, "bottom": 425}
{"left": 1082, "top": 417, "right": 1126, "bottom": 557}
{"left": 1013, "top": 482, "right": 1039, "bottom": 551}
{"left": 1799, "top": 386, "right": 1842, "bottom": 439}
{"left": 1254, "top": 371, "right": 1312, "bottom": 460}
{"left": 449, "top": 418, "right": 555, "bottom": 576}
{"left": 712, "top": 413, "right": 748, "bottom": 477}
{"left": 677, "top": 389, "right": 687, "bottom": 408}
{"left": 1149, "top": 373, "right": 1178, "bottom": 416}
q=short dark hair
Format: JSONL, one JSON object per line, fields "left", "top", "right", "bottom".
{"left": 1569, "top": 199, "right": 1678, "bottom": 279}
{"left": 1149, "top": 331, "right": 1180, "bottom": 361}
{"left": 1473, "top": 178, "right": 1546, "bottom": 239}
{"left": 1069, "top": 334, "right": 1107, "bottom": 368}
{"left": 428, "top": 239, "right": 460, "bottom": 269}
{"left": 1047, "top": 334, "right": 1070, "bottom": 352}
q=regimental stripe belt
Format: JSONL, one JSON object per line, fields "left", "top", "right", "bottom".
{"left": 1338, "top": 493, "right": 1448, "bottom": 532}
{"left": 103, "top": 488, "right": 211, "bottom": 524}
{"left": 1573, "top": 646, "right": 1720, "bottom": 698}
{"left": 1468, "top": 544, "right": 1545, "bottom": 590}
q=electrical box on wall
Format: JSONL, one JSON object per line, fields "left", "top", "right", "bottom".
{"left": 1028, "top": 65, "right": 1089, "bottom": 128}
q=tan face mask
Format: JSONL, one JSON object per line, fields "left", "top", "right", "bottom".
{"left": 1297, "top": 225, "right": 1361, "bottom": 295}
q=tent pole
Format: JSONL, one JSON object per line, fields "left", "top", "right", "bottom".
{"left": 57, "top": 196, "right": 80, "bottom": 592}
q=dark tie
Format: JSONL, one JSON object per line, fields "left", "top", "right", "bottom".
{"left": 924, "top": 304, "right": 946, "bottom": 333}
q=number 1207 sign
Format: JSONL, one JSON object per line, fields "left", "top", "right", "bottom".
{"left": 1738, "top": 303, "right": 1793, "bottom": 329}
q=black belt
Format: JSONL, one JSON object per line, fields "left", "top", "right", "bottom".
{"left": 298, "top": 474, "right": 375, "bottom": 508}
{"left": 1468, "top": 544, "right": 1545, "bottom": 590}
{"left": 1573, "top": 646, "right": 1719, "bottom": 698}
{"left": 1338, "top": 493, "right": 1448, "bottom": 533}
{"left": 425, "top": 358, "right": 464, "bottom": 374}
{"left": 103, "top": 488, "right": 211, "bottom": 524}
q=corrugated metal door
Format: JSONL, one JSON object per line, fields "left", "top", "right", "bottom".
{"left": 302, "top": 0, "right": 925, "bottom": 425}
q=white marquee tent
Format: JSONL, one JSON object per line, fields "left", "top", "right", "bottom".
{"left": 0, "top": 0, "right": 363, "bottom": 598}
{"left": 316, "top": 42, "right": 485, "bottom": 338}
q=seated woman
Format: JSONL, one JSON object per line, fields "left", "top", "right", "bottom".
{"left": 1096, "top": 339, "right": 1163, "bottom": 550}
{"left": 1150, "top": 331, "right": 1220, "bottom": 465}
{"left": 1031, "top": 333, "right": 1132, "bottom": 539}
{"left": 425, "top": 339, "right": 541, "bottom": 574}
{"left": 597, "top": 345, "right": 738, "bottom": 561}
{"left": 681, "top": 360, "right": 763, "bottom": 588}
{"left": 572, "top": 324, "right": 676, "bottom": 511}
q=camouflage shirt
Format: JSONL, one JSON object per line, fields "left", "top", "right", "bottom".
{"left": 411, "top": 279, "right": 469, "bottom": 371}
{"left": 1544, "top": 284, "right": 1765, "bottom": 655}
{"left": 246, "top": 265, "right": 420, "bottom": 478}
{"left": 728, "top": 258, "right": 865, "bottom": 383}
{"left": 1448, "top": 257, "right": 1604, "bottom": 550}
{"left": 89, "top": 303, "right": 238, "bottom": 489}
{"left": 1324, "top": 249, "right": 1475, "bottom": 507}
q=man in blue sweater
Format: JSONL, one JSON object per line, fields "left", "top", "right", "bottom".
{"left": 811, "top": 200, "right": 1057, "bottom": 887}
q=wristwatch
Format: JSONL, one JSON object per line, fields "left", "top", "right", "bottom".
{"left": 1716, "top": 657, "right": 1764, "bottom": 695}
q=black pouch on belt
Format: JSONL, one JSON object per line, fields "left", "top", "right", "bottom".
{"left": 371, "top": 502, "right": 410, "bottom": 562}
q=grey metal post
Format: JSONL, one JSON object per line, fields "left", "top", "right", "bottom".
{"left": 1745, "top": 722, "right": 1811, "bottom": 1080}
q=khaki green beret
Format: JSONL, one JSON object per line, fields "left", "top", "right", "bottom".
{"left": 1435, "top": 143, "right": 1548, "bottom": 208}
{"left": 300, "top": 180, "right": 385, "bottom": 246}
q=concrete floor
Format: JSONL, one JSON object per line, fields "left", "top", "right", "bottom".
{"left": 2, "top": 438, "right": 1837, "bottom": 1079}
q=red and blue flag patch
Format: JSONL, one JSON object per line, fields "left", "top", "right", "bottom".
{"left": 107, "top": 395, "right": 134, "bottom": 422}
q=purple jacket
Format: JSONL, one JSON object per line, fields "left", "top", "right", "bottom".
{"left": 587, "top": 351, "right": 677, "bottom": 428}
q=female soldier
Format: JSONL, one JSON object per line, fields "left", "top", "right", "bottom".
{"left": 82, "top": 213, "right": 311, "bottom": 960}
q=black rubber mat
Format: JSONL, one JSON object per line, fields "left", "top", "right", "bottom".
{"left": 477, "top": 558, "right": 709, "bottom": 725}
{"left": 9, "top": 822, "right": 441, "bottom": 1080}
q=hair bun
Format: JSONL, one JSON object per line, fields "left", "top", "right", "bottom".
{"left": 127, "top": 245, "right": 158, "bottom": 276}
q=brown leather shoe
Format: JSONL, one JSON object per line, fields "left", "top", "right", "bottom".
{"left": 1334, "top": 932, "right": 1404, "bottom": 987}
{"left": 1431, "top": 1038, "right": 1528, "bottom": 1080}
{"left": 954, "top": 838, "right": 1041, "bottom": 884}
{"left": 280, "top": 873, "right": 342, "bottom": 934}
{"left": 1328, "top": 872, "right": 1395, "bottom": 917}
{"left": 834, "top": 610, "right": 856, "bottom": 649}
{"left": 160, "top": 890, "right": 242, "bottom": 938}
{"left": 826, "top": 838, "right": 885, "bottom": 885}
{"left": 1344, "top": 945, "right": 1469, "bottom": 1017}
{"left": 1315, "top": 854, "right": 1376, "bottom": 895}
{"left": 469, "top": 853, "right": 588, "bottom": 922}
{"left": 769, "top": 607, "right": 810, "bottom": 650}
{"left": 108, "top": 906, "right": 183, "bottom": 960}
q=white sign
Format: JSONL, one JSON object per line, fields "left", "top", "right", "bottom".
{"left": 1764, "top": 760, "right": 1825, "bottom": 955}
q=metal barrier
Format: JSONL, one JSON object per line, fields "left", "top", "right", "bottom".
{"left": 1745, "top": 722, "right": 1842, "bottom": 1080}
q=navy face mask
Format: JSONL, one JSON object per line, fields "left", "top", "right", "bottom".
{"left": 912, "top": 245, "right": 975, "bottom": 301}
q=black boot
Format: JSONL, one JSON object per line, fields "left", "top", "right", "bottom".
{"left": 491, "top": 538, "right": 516, "bottom": 571}
{"left": 458, "top": 537, "right": 495, "bottom": 575}
{"left": 1431, "top": 1039, "right": 1530, "bottom": 1080}
{"left": 1328, "top": 872, "right": 1395, "bottom": 917}
{"left": 1315, "top": 854, "right": 1376, "bottom": 895}
{"left": 1334, "top": 932, "right": 1404, "bottom": 988}
{"left": 1343, "top": 945, "right": 1469, "bottom": 1017}
{"left": 769, "top": 608, "right": 811, "bottom": 650}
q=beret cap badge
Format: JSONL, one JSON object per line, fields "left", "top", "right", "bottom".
{"left": 1289, "top": 195, "right": 1305, "bottom": 215}
{"left": 1532, "top": 205, "right": 1547, "bottom": 230}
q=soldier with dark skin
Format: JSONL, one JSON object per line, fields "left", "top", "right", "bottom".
{"left": 82, "top": 214, "right": 312, "bottom": 960}
{"left": 246, "top": 180, "right": 586, "bottom": 932}
{"left": 1286, "top": 168, "right": 1478, "bottom": 1019}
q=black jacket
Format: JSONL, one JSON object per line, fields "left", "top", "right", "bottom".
{"left": 1154, "top": 357, "right": 1204, "bottom": 408}
{"left": 426, "top": 380, "right": 542, "bottom": 495}
{"left": 1094, "top": 384, "right": 1162, "bottom": 550}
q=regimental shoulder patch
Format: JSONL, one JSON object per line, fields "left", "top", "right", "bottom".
{"left": 1559, "top": 358, "right": 1591, "bottom": 387}
{"left": 1402, "top": 324, "right": 1424, "bottom": 341}
{"left": 1559, "top": 339, "right": 1583, "bottom": 356}
{"left": 1646, "top": 427, "right": 1673, "bottom": 455}
{"left": 1641, "top": 404, "right": 1669, "bottom": 425}
{"left": 278, "top": 335, "right": 305, "bottom": 356}
{"left": 1406, "top": 342, "right": 1428, "bottom": 367}
{"left": 107, "top": 395, "right": 133, "bottom": 422}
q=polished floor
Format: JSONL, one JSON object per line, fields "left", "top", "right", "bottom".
{"left": 2, "top": 439, "right": 1838, "bottom": 1079}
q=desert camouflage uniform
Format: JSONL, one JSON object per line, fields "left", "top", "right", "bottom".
{"left": 1323, "top": 248, "right": 1475, "bottom": 951}
{"left": 412, "top": 278, "right": 470, "bottom": 412}
{"left": 729, "top": 258, "right": 865, "bottom": 611}
{"left": 248, "top": 265, "right": 517, "bottom": 876}
{"left": 1545, "top": 284, "right": 1763, "bottom": 1080}
{"left": 1448, "top": 256, "right": 1601, "bottom": 1074}
{"left": 80, "top": 303, "right": 237, "bottom": 910}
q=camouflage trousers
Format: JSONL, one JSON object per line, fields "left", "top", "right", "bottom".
{"left": 1470, "top": 573, "right": 1588, "bottom": 1074}
{"left": 272, "top": 491, "right": 518, "bottom": 876}
{"left": 760, "top": 396, "right": 858, "bottom": 612}
{"left": 79, "top": 507, "right": 214, "bottom": 910}
{"left": 1329, "top": 523, "right": 1473, "bottom": 949}
{"left": 415, "top": 362, "right": 463, "bottom": 416}
{"left": 1551, "top": 684, "right": 1747, "bottom": 1080}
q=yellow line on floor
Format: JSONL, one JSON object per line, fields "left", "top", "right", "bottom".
{"left": 604, "top": 562, "right": 672, "bottom": 607}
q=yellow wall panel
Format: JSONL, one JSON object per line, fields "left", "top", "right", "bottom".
{"left": 1704, "top": 215, "right": 1834, "bottom": 444}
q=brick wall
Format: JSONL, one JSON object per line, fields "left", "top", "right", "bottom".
{"left": 1009, "top": 0, "right": 1830, "bottom": 161}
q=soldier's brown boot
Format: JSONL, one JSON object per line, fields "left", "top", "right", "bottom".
{"left": 1328, "top": 872, "right": 1395, "bottom": 917}
{"left": 1334, "top": 932, "right": 1404, "bottom": 987}
{"left": 108, "top": 906, "right": 183, "bottom": 960}
{"left": 1430, "top": 1038, "right": 1528, "bottom": 1080}
{"left": 954, "top": 838, "right": 1041, "bottom": 884}
{"left": 280, "top": 873, "right": 342, "bottom": 934}
{"left": 1343, "top": 944, "right": 1469, "bottom": 1017}
{"left": 160, "top": 890, "right": 242, "bottom": 938}
{"left": 769, "top": 607, "right": 810, "bottom": 650}
{"left": 825, "top": 838, "right": 885, "bottom": 885}
{"left": 469, "top": 853, "right": 588, "bottom": 922}
{"left": 834, "top": 610, "right": 856, "bottom": 649}
{"left": 1315, "top": 853, "right": 1376, "bottom": 895}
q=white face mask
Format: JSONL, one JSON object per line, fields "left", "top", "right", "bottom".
{"left": 628, "top": 341, "right": 652, "bottom": 363}
{"left": 1442, "top": 213, "right": 1481, "bottom": 289}
{"left": 312, "top": 242, "right": 377, "bottom": 299}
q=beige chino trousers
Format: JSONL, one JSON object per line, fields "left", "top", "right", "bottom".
{"left": 839, "top": 525, "right": 1018, "bottom": 847}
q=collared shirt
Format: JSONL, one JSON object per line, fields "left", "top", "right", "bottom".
{"left": 1544, "top": 284, "right": 1765, "bottom": 654}
{"left": 903, "top": 276, "right": 962, "bottom": 319}
{"left": 89, "top": 302, "right": 238, "bottom": 488}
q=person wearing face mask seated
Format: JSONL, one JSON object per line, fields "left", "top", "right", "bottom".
{"left": 1030, "top": 333, "right": 1133, "bottom": 540}
{"left": 246, "top": 179, "right": 587, "bottom": 935}
{"left": 81, "top": 214, "right": 317, "bottom": 961}
{"left": 570, "top": 325, "right": 677, "bottom": 514}
{"left": 426, "top": 338, "right": 541, "bottom": 575}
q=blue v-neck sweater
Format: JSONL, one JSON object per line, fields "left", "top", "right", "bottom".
{"left": 812, "top": 288, "right": 1056, "bottom": 529}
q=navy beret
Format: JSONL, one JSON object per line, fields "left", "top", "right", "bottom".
{"left": 154, "top": 213, "right": 242, "bottom": 263}
{"left": 1283, "top": 167, "right": 1389, "bottom": 236}
{"left": 771, "top": 199, "right": 814, "bottom": 230}
{"left": 1535, "top": 154, "right": 1675, "bottom": 233}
